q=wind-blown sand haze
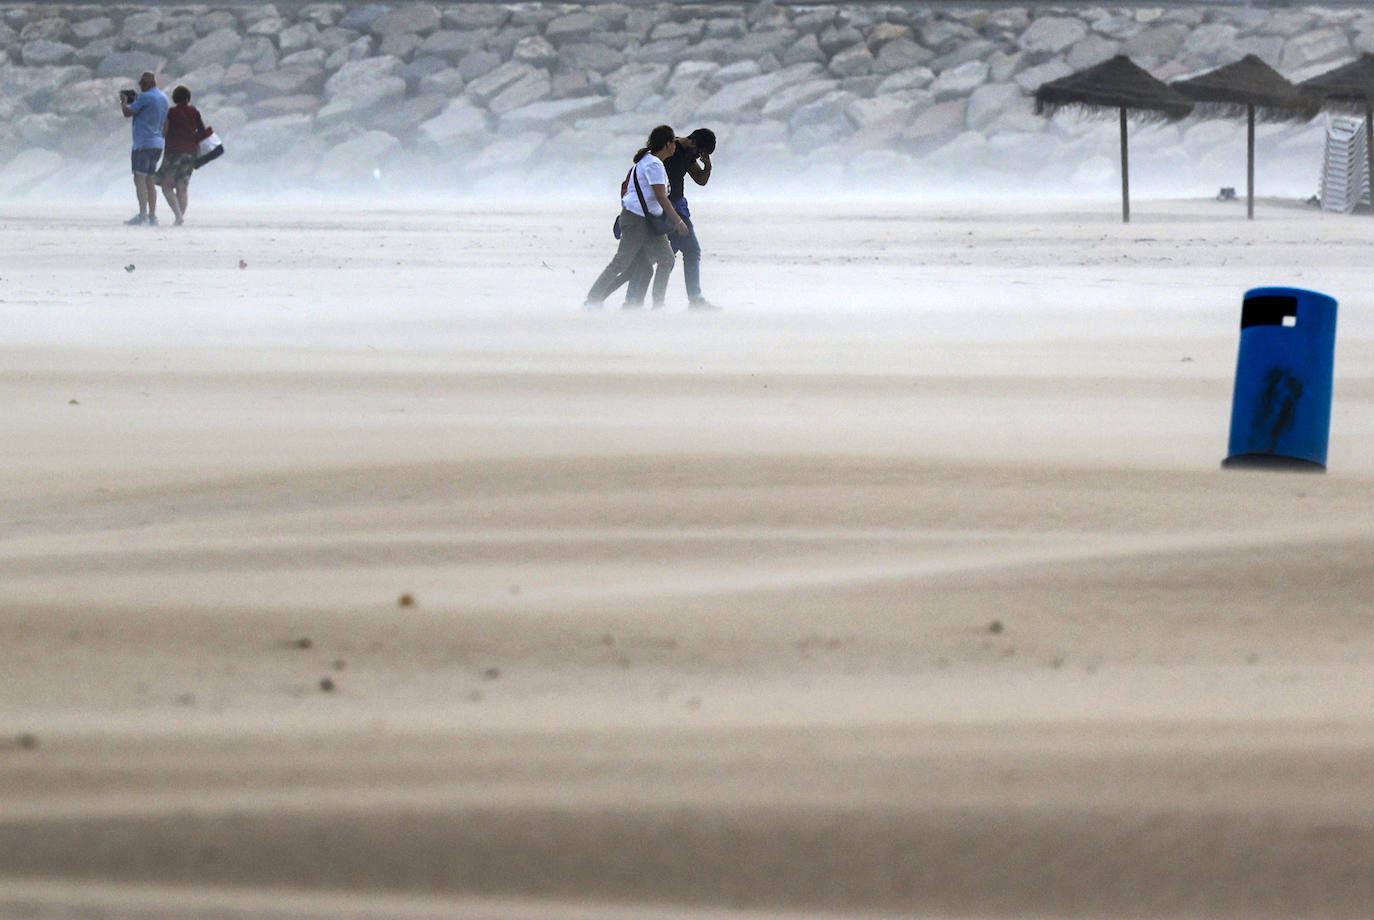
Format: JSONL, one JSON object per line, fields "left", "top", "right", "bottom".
{"left": 2, "top": 197, "right": 1374, "bottom": 918}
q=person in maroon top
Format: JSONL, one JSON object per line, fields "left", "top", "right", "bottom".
{"left": 156, "top": 85, "right": 205, "bottom": 226}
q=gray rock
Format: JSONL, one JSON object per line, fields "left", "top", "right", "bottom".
{"left": 338, "top": 5, "right": 387, "bottom": 33}
{"left": 131, "top": 25, "right": 196, "bottom": 57}
{"left": 965, "top": 81, "right": 1023, "bottom": 131}
{"left": 790, "top": 89, "right": 856, "bottom": 132}
{"left": 244, "top": 66, "right": 326, "bottom": 102}
{"left": 96, "top": 50, "right": 165, "bottom": 80}
{"left": 500, "top": 95, "right": 614, "bottom": 132}
{"left": 1014, "top": 59, "right": 1072, "bottom": 93}
{"left": 697, "top": 63, "right": 820, "bottom": 119}
{"left": 906, "top": 99, "right": 967, "bottom": 141}
{"left": 488, "top": 71, "right": 552, "bottom": 116}
{"left": 457, "top": 49, "right": 503, "bottom": 83}
{"left": 606, "top": 62, "right": 670, "bottom": 112}
{"left": 379, "top": 33, "right": 423, "bottom": 60}
{"left": 16, "top": 112, "right": 67, "bottom": 146}
{"left": 760, "top": 77, "right": 840, "bottom": 119}
{"left": 193, "top": 10, "right": 237, "bottom": 37}
{"left": 1281, "top": 28, "right": 1351, "bottom": 73}
{"left": 711, "top": 61, "right": 763, "bottom": 88}
{"left": 818, "top": 23, "right": 863, "bottom": 57}
{"left": 930, "top": 60, "right": 988, "bottom": 101}
{"left": 1090, "top": 14, "right": 1141, "bottom": 41}
{"left": 177, "top": 28, "right": 242, "bottom": 70}
{"left": 120, "top": 12, "right": 162, "bottom": 40}
{"left": 1121, "top": 23, "right": 1189, "bottom": 59}
{"left": 465, "top": 60, "right": 536, "bottom": 105}
{"left": 1065, "top": 34, "right": 1120, "bottom": 71}
{"left": 225, "top": 112, "right": 311, "bottom": 163}
{"left": 845, "top": 94, "right": 916, "bottom": 130}
{"left": 236, "top": 36, "right": 278, "bottom": 74}
{"left": 316, "top": 26, "right": 364, "bottom": 55}
{"left": 278, "top": 23, "right": 320, "bottom": 55}
{"left": 989, "top": 50, "right": 1024, "bottom": 84}
{"left": 246, "top": 17, "right": 285, "bottom": 38}
{"left": 839, "top": 74, "right": 883, "bottom": 97}
{"left": 651, "top": 20, "right": 704, "bottom": 43}
{"left": 558, "top": 42, "right": 625, "bottom": 74}
{"left": 1180, "top": 24, "right": 1237, "bottom": 61}
{"left": 442, "top": 5, "right": 510, "bottom": 31}
{"left": 280, "top": 48, "right": 328, "bottom": 70}
{"left": 781, "top": 34, "right": 826, "bottom": 67}
{"left": 325, "top": 37, "right": 374, "bottom": 70}
{"left": 665, "top": 60, "right": 719, "bottom": 96}
{"left": 513, "top": 35, "right": 557, "bottom": 68}
{"left": 317, "top": 74, "right": 407, "bottom": 124}
{"left": 876, "top": 67, "right": 935, "bottom": 94}
{"left": 21, "top": 17, "right": 72, "bottom": 43}
{"left": 919, "top": 19, "right": 976, "bottom": 53}
{"left": 732, "top": 30, "right": 795, "bottom": 61}
{"left": 984, "top": 9, "right": 1032, "bottom": 34}
{"left": 71, "top": 17, "right": 115, "bottom": 42}
{"left": 325, "top": 55, "right": 403, "bottom": 98}
{"left": 1265, "top": 10, "right": 1319, "bottom": 39}
{"left": 546, "top": 12, "right": 606, "bottom": 44}
{"left": 317, "top": 130, "right": 402, "bottom": 182}
{"left": 53, "top": 76, "right": 127, "bottom": 116}
{"left": 371, "top": 94, "right": 447, "bottom": 135}
{"left": 705, "top": 17, "right": 747, "bottom": 40}
{"left": 828, "top": 43, "right": 875, "bottom": 78}
{"left": 401, "top": 54, "right": 447, "bottom": 86}
{"left": 876, "top": 38, "right": 934, "bottom": 74}
{"left": 1018, "top": 17, "right": 1087, "bottom": 56}
{"left": 419, "top": 67, "right": 465, "bottom": 97}
{"left": 373, "top": 5, "right": 441, "bottom": 38}
{"left": 487, "top": 26, "right": 539, "bottom": 60}
{"left": 419, "top": 30, "right": 488, "bottom": 63}
{"left": 930, "top": 39, "right": 996, "bottom": 74}
{"left": 250, "top": 94, "right": 322, "bottom": 118}
{"left": 416, "top": 97, "right": 491, "bottom": 150}
{"left": 21, "top": 41, "right": 76, "bottom": 66}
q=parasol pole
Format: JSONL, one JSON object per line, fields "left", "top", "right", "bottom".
{"left": 1247, "top": 103, "right": 1255, "bottom": 220}
{"left": 1367, "top": 102, "right": 1374, "bottom": 215}
{"left": 1120, "top": 106, "right": 1130, "bottom": 223}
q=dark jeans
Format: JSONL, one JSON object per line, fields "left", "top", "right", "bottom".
{"left": 625, "top": 199, "right": 701, "bottom": 305}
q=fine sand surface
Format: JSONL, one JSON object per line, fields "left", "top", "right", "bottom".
{"left": 2, "top": 197, "right": 1374, "bottom": 918}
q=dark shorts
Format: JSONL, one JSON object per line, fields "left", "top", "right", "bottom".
{"left": 131, "top": 147, "right": 162, "bottom": 176}
{"left": 156, "top": 151, "right": 197, "bottom": 182}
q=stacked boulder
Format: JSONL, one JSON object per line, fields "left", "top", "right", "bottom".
{"left": 1, "top": 2, "right": 1370, "bottom": 199}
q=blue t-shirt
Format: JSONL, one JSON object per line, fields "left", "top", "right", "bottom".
{"left": 129, "top": 87, "right": 169, "bottom": 151}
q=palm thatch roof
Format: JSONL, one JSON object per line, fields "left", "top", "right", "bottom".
{"left": 1299, "top": 53, "right": 1374, "bottom": 112}
{"left": 1034, "top": 55, "right": 1194, "bottom": 121}
{"left": 1172, "top": 54, "right": 1319, "bottom": 122}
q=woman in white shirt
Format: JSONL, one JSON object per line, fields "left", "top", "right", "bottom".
{"left": 584, "top": 125, "right": 689, "bottom": 310}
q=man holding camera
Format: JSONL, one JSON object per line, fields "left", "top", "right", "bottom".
{"left": 119, "top": 72, "right": 169, "bottom": 226}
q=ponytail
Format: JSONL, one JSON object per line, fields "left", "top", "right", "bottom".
{"left": 633, "top": 146, "right": 650, "bottom": 163}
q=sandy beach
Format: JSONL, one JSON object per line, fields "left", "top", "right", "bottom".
{"left": 3, "top": 196, "right": 1374, "bottom": 918}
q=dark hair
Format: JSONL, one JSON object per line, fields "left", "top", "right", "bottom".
{"left": 688, "top": 128, "right": 716, "bottom": 155}
{"left": 172, "top": 85, "right": 191, "bottom": 105}
{"left": 633, "top": 124, "right": 675, "bottom": 162}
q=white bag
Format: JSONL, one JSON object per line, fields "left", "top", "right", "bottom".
{"left": 195, "top": 129, "right": 224, "bottom": 169}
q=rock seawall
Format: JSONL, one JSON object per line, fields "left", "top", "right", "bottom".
{"left": 1, "top": 3, "right": 1368, "bottom": 200}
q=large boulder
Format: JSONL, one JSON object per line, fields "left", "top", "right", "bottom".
{"left": 232, "top": 113, "right": 314, "bottom": 162}
{"left": 176, "top": 28, "right": 242, "bottom": 70}
{"left": 21, "top": 41, "right": 77, "bottom": 66}
{"left": 1018, "top": 17, "right": 1088, "bottom": 56}
{"left": 417, "top": 97, "right": 491, "bottom": 151}
{"left": 316, "top": 130, "right": 403, "bottom": 182}
{"left": 697, "top": 64, "right": 821, "bottom": 119}
{"left": 488, "top": 71, "right": 552, "bottom": 116}
{"left": 372, "top": 5, "right": 442, "bottom": 38}
{"left": 499, "top": 95, "right": 614, "bottom": 132}
{"left": 465, "top": 60, "right": 536, "bottom": 104}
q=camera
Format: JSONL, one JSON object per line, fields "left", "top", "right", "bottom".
{"left": 119, "top": 89, "right": 137, "bottom": 104}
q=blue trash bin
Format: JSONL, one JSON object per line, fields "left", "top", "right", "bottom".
{"left": 1222, "top": 286, "right": 1337, "bottom": 471}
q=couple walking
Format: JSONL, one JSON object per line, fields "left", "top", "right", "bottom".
{"left": 584, "top": 124, "right": 718, "bottom": 311}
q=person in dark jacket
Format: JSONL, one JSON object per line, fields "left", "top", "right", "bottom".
{"left": 156, "top": 85, "right": 206, "bottom": 226}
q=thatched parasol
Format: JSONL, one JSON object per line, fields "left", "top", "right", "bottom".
{"left": 1035, "top": 56, "right": 1194, "bottom": 222}
{"left": 1173, "top": 55, "right": 1319, "bottom": 219}
{"left": 1300, "top": 54, "right": 1374, "bottom": 214}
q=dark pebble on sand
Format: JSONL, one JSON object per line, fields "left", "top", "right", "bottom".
{"left": 333, "top": 659, "right": 346, "bottom": 671}
{"left": 988, "top": 620, "right": 1004, "bottom": 634}
{"left": 482, "top": 667, "right": 500, "bottom": 680}
{"left": 398, "top": 593, "right": 415, "bottom": 608}
{"left": 17, "top": 733, "right": 37, "bottom": 750}
{"left": 319, "top": 677, "right": 335, "bottom": 693}
{"left": 296, "top": 637, "right": 313, "bottom": 649}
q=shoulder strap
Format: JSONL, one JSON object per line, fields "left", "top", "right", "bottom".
{"left": 631, "top": 160, "right": 652, "bottom": 216}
